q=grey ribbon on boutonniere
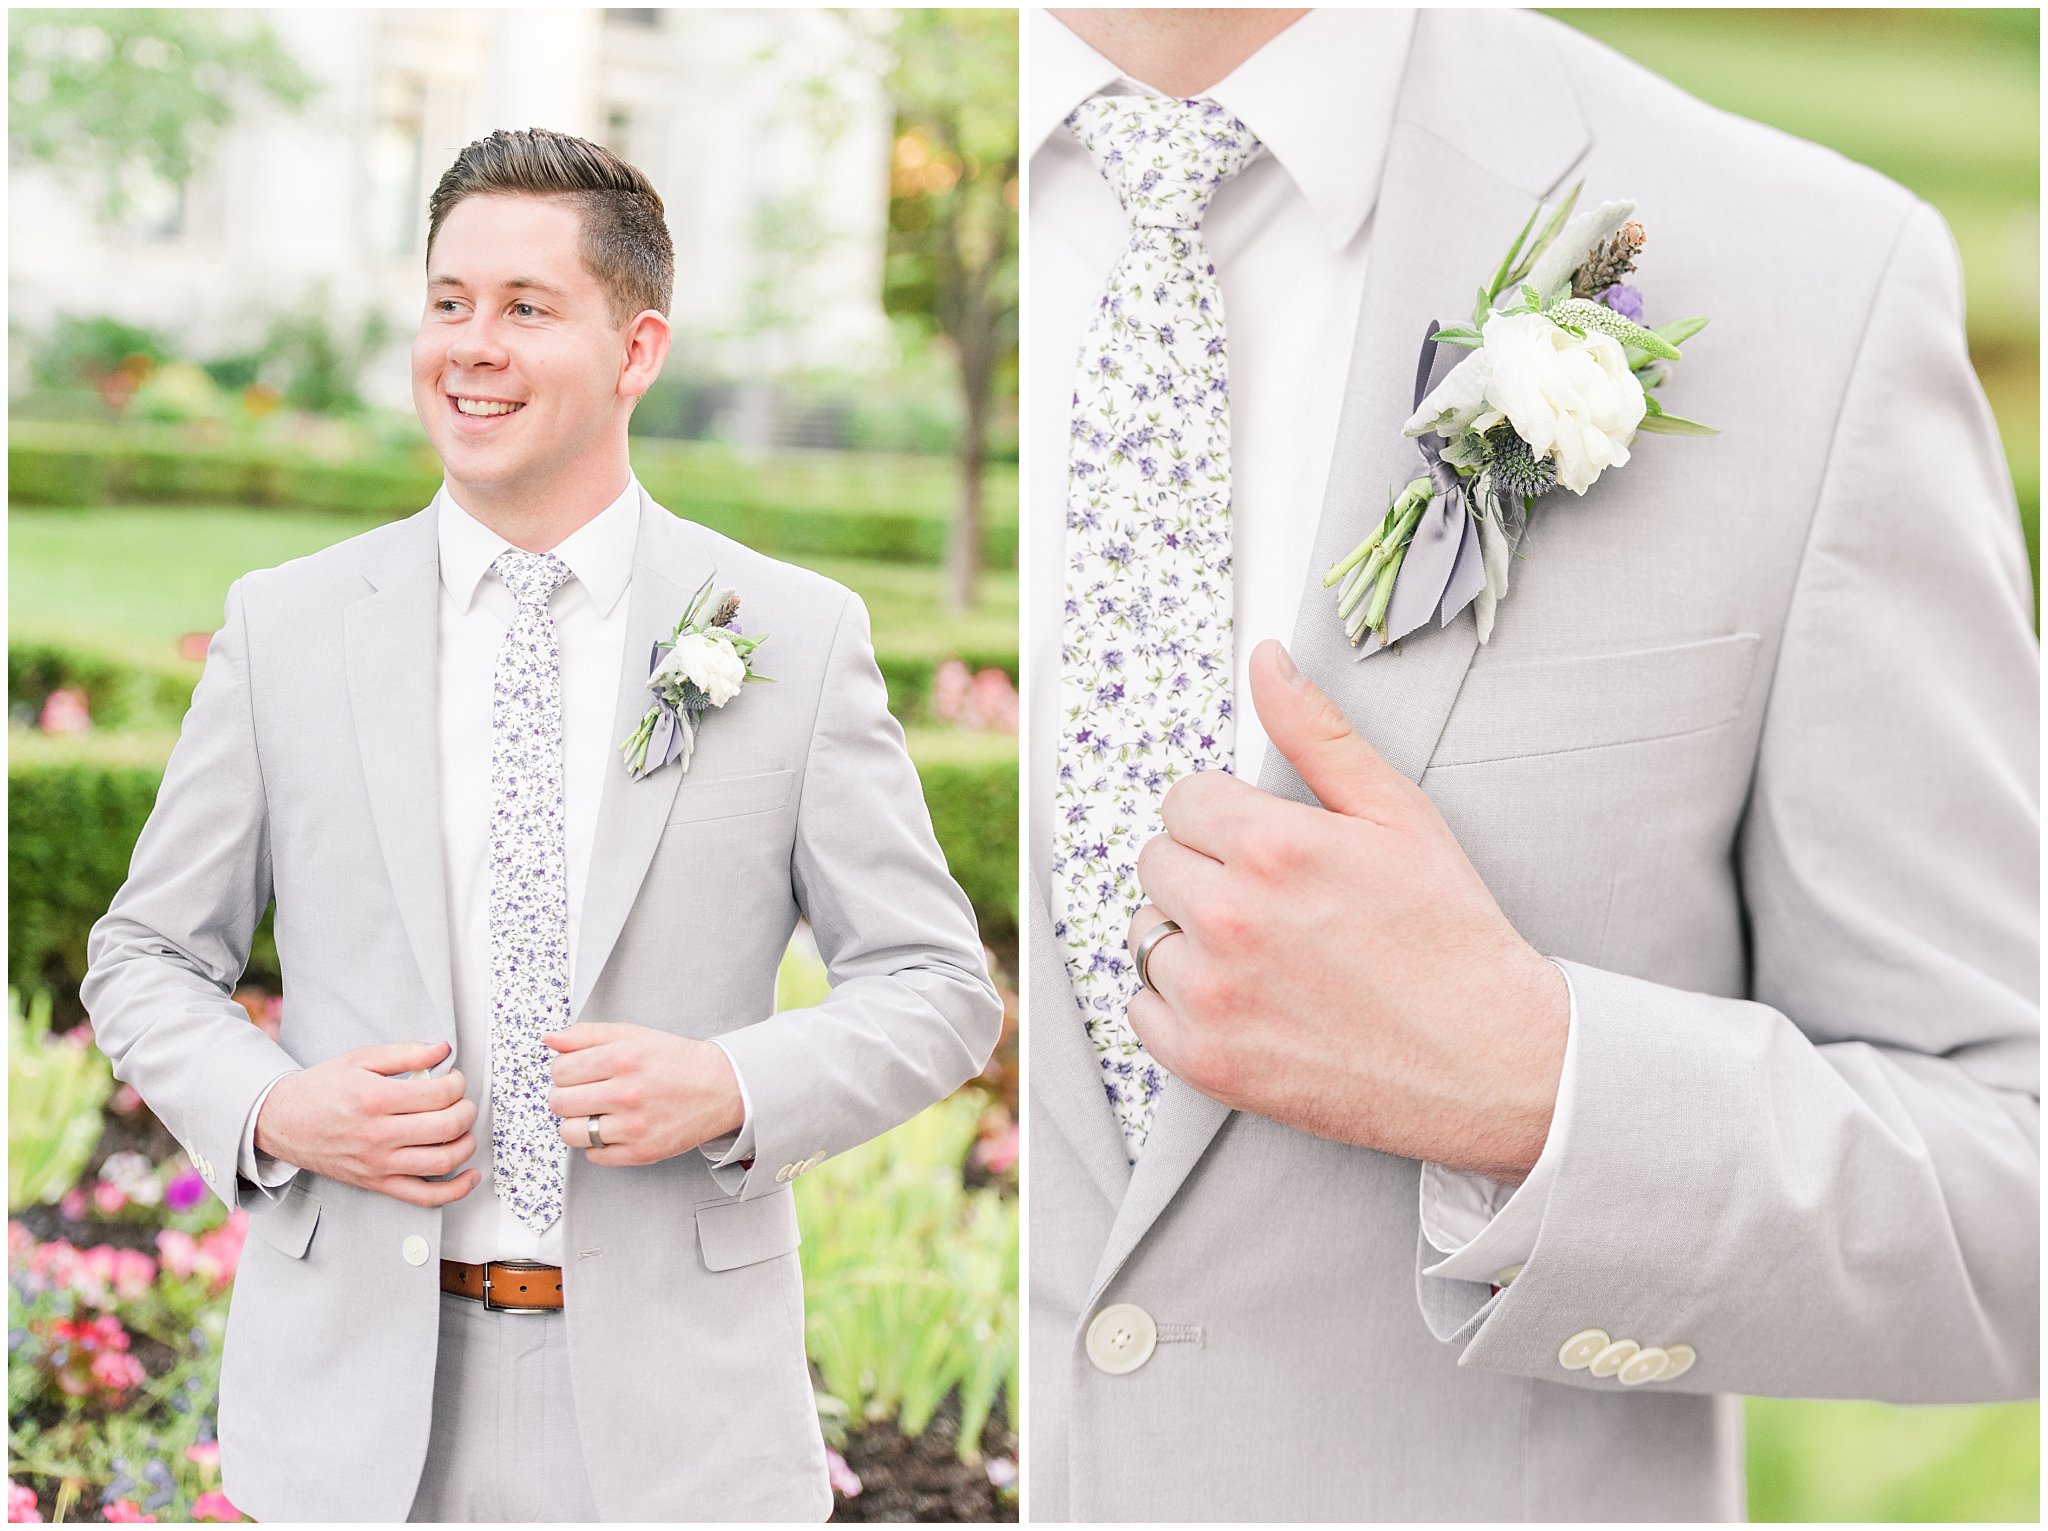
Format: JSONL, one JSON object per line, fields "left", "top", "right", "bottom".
{"left": 638, "top": 640, "right": 690, "bottom": 776}
{"left": 1357, "top": 320, "right": 1491, "bottom": 657}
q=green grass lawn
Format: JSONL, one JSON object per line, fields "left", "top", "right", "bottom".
{"left": 8, "top": 506, "right": 1016, "bottom": 670}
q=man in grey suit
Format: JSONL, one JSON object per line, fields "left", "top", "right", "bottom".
{"left": 1028, "top": 8, "right": 2036, "bottom": 1520}
{"left": 83, "top": 128, "right": 1000, "bottom": 1521}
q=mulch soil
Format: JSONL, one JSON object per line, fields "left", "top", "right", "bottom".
{"left": 831, "top": 1395, "right": 1017, "bottom": 1523}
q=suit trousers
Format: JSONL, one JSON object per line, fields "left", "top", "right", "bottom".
{"left": 406, "top": 1291, "right": 602, "bottom": 1522}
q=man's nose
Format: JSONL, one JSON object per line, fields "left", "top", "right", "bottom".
{"left": 446, "top": 314, "right": 508, "bottom": 368}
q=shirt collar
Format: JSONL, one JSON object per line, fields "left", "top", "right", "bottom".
{"left": 435, "top": 473, "right": 641, "bottom": 618}
{"left": 1027, "top": 7, "right": 1419, "bottom": 251}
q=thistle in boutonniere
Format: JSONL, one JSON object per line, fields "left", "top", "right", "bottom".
{"left": 618, "top": 575, "right": 770, "bottom": 780}
{"left": 1326, "top": 181, "right": 1717, "bottom": 654}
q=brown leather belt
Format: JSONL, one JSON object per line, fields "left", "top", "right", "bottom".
{"left": 440, "top": 1259, "right": 563, "bottom": 1312}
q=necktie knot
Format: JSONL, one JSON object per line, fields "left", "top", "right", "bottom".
{"left": 1067, "top": 94, "right": 1263, "bottom": 230}
{"left": 495, "top": 550, "right": 573, "bottom": 610}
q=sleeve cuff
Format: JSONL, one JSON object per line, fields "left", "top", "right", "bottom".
{"left": 237, "top": 1071, "right": 304, "bottom": 1191}
{"left": 695, "top": 1040, "right": 757, "bottom": 1169}
{"left": 1419, "top": 957, "right": 1580, "bottom": 1287}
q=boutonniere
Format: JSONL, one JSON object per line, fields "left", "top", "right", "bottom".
{"left": 617, "top": 575, "right": 771, "bottom": 780}
{"left": 1326, "top": 181, "right": 1717, "bottom": 654}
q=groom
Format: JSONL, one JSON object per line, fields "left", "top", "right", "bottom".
{"left": 83, "top": 128, "right": 1000, "bottom": 1522}
{"left": 1029, "top": 7, "right": 2037, "bottom": 1521}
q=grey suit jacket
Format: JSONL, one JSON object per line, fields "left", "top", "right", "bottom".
{"left": 82, "top": 488, "right": 1001, "bottom": 1521}
{"left": 1028, "top": 9, "right": 2038, "bottom": 1521}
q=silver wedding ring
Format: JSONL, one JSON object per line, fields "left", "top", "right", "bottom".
{"left": 1135, "top": 918, "right": 1184, "bottom": 991}
{"left": 585, "top": 1116, "right": 605, "bottom": 1150}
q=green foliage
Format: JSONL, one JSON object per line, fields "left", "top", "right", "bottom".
{"left": 8, "top": 425, "right": 1020, "bottom": 570}
{"left": 8, "top": 989, "right": 114, "bottom": 1211}
{"left": 1746, "top": 1396, "right": 2039, "bottom": 1522}
{"left": 9, "top": 9, "right": 318, "bottom": 226}
{"left": 795, "top": 1089, "right": 1017, "bottom": 1461}
{"left": 9, "top": 638, "right": 194, "bottom": 732}
{"left": 910, "top": 733, "right": 1020, "bottom": 952}
{"left": 25, "top": 315, "right": 175, "bottom": 394}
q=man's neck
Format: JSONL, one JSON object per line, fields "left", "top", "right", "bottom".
{"left": 448, "top": 464, "right": 633, "bottom": 553}
{"left": 1048, "top": 7, "right": 1310, "bottom": 97}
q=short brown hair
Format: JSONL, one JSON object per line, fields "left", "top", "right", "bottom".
{"left": 426, "top": 127, "right": 673, "bottom": 328}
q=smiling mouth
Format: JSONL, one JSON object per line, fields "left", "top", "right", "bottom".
{"left": 450, "top": 396, "right": 525, "bottom": 417}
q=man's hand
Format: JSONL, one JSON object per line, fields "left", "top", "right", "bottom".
{"left": 544, "top": 1023, "right": 745, "bottom": 1167}
{"left": 1125, "top": 639, "right": 1569, "bottom": 1184}
{"left": 254, "top": 1040, "right": 481, "bottom": 1207}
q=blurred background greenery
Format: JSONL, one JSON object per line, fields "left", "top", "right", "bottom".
{"left": 8, "top": 7, "right": 1017, "bottom": 1523}
{"left": 1548, "top": 8, "right": 2039, "bottom": 1523}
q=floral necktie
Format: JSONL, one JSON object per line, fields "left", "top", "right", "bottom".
{"left": 488, "top": 549, "right": 575, "bottom": 1231}
{"left": 1053, "top": 95, "right": 1263, "bottom": 1159}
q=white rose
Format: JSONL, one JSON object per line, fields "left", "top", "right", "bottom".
{"left": 652, "top": 630, "right": 747, "bottom": 706}
{"left": 1478, "top": 309, "right": 1645, "bottom": 494}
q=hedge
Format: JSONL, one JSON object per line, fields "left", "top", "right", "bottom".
{"left": 8, "top": 735, "right": 1015, "bottom": 998}
{"left": 9, "top": 426, "right": 1018, "bottom": 569}
{"left": 9, "top": 634, "right": 1016, "bottom": 735}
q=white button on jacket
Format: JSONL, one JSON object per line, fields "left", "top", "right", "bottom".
{"left": 401, "top": 1235, "right": 430, "bottom": 1267}
{"left": 1086, "top": 1303, "right": 1159, "bottom": 1375}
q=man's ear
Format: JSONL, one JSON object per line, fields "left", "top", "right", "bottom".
{"left": 620, "top": 308, "right": 673, "bottom": 402}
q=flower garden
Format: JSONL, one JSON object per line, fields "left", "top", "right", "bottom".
{"left": 9, "top": 399, "right": 1021, "bottom": 1523}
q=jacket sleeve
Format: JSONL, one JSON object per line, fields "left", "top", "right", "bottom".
{"left": 702, "top": 590, "right": 1004, "bottom": 1198}
{"left": 1417, "top": 198, "right": 2039, "bottom": 1401}
{"left": 80, "top": 578, "right": 303, "bottom": 1214}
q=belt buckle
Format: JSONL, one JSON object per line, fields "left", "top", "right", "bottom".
{"left": 481, "top": 1258, "right": 555, "bottom": 1314}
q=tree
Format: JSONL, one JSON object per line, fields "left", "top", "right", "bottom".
{"left": 9, "top": 9, "right": 316, "bottom": 226}
{"left": 879, "top": 9, "right": 1019, "bottom": 612}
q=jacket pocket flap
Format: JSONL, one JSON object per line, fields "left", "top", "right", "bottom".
{"left": 1432, "top": 632, "right": 1762, "bottom": 768}
{"left": 695, "top": 1186, "right": 801, "bottom": 1271}
{"left": 666, "top": 769, "right": 797, "bottom": 825}
{"left": 246, "top": 1180, "right": 320, "bottom": 1260}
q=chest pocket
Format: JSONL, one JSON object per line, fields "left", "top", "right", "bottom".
{"left": 666, "top": 768, "right": 797, "bottom": 825}
{"left": 1429, "top": 632, "right": 1762, "bottom": 769}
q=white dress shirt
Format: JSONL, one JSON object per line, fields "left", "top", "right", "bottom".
{"left": 238, "top": 474, "right": 754, "bottom": 1264}
{"left": 1027, "top": 6, "right": 1574, "bottom": 1284}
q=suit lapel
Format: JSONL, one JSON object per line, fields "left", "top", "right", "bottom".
{"left": 1029, "top": 888, "right": 1134, "bottom": 1209}
{"left": 343, "top": 509, "right": 457, "bottom": 1044}
{"left": 1075, "top": 8, "right": 1592, "bottom": 1298}
{"left": 570, "top": 491, "right": 702, "bottom": 1019}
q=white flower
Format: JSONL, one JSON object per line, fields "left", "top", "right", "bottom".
{"left": 1477, "top": 310, "right": 1645, "bottom": 494}
{"left": 651, "top": 630, "right": 747, "bottom": 706}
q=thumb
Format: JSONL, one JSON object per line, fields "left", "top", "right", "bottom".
{"left": 1249, "top": 640, "right": 1406, "bottom": 819}
{"left": 353, "top": 1039, "right": 452, "bottom": 1077}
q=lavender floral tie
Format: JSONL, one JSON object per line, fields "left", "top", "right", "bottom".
{"left": 489, "top": 549, "right": 575, "bottom": 1231}
{"left": 1054, "top": 96, "right": 1263, "bottom": 1159}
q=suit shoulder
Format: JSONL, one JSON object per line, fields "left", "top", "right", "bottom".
{"left": 1526, "top": 12, "right": 1921, "bottom": 230}
{"left": 232, "top": 510, "right": 433, "bottom": 614}
{"left": 648, "top": 509, "right": 860, "bottom": 619}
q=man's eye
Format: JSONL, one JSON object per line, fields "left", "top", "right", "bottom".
{"left": 513, "top": 302, "right": 540, "bottom": 318}
{"left": 433, "top": 300, "right": 462, "bottom": 313}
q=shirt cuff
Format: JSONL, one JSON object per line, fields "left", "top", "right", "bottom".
{"left": 238, "top": 1071, "right": 304, "bottom": 1188}
{"left": 695, "top": 1040, "right": 756, "bottom": 1168}
{"left": 1419, "top": 957, "right": 1580, "bottom": 1288}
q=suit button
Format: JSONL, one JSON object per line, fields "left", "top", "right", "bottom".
{"left": 1085, "top": 1302, "right": 1157, "bottom": 1375}
{"left": 401, "top": 1235, "right": 430, "bottom": 1266}
{"left": 1618, "top": 1346, "right": 1670, "bottom": 1385}
{"left": 1557, "top": 1328, "right": 1609, "bottom": 1370}
{"left": 1658, "top": 1343, "right": 1697, "bottom": 1380}
{"left": 1588, "top": 1338, "right": 1640, "bottom": 1378}
{"left": 776, "top": 1163, "right": 795, "bottom": 1183}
